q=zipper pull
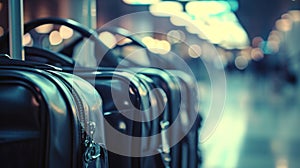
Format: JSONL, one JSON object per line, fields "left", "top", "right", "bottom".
{"left": 159, "top": 120, "right": 171, "bottom": 168}
{"left": 84, "top": 121, "right": 102, "bottom": 167}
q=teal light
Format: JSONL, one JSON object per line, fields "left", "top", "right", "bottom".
{"left": 227, "top": 0, "right": 239, "bottom": 12}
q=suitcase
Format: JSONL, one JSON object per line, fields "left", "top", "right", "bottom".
{"left": 1, "top": 16, "right": 203, "bottom": 167}
{"left": 96, "top": 27, "right": 204, "bottom": 168}
{"left": 22, "top": 46, "right": 171, "bottom": 168}
{"left": 66, "top": 68, "right": 171, "bottom": 168}
{"left": 0, "top": 57, "right": 108, "bottom": 168}
{"left": 23, "top": 44, "right": 203, "bottom": 168}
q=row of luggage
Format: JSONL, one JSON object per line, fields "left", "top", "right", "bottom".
{"left": 0, "top": 18, "right": 203, "bottom": 168}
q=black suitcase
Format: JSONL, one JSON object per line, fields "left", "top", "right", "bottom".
{"left": 22, "top": 45, "right": 171, "bottom": 168}
{"left": 1, "top": 16, "right": 203, "bottom": 168}
{"left": 66, "top": 68, "right": 171, "bottom": 168}
{"left": 0, "top": 57, "right": 108, "bottom": 168}
{"left": 23, "top": 44, "right": 202, "bottom": 168}
{"left": 97, "top": 27, "right": 204, "bottom": 168}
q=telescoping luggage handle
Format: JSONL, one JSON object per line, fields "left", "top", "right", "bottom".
{"left": 8, "top": 0, "right": 24, "bottom": 60}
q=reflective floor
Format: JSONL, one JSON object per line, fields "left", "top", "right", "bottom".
{"left": 199, "top": 71, "right": 300, "bottom": 168}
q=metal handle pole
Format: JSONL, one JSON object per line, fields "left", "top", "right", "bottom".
{"left": 9, "top": 0, "right": 24, "bottom": 60}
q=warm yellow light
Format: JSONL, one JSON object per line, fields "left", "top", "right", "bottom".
{"left": 169, "top": 12, "right": 192, "bottom": 26}
{"left": 142, "top": 36, "right": 155, "bottom": 48}
{"left": 142, "top": 36, "right": 171, "bottom": 54}
{"left": 49, "top": 30, "right": 63, "bottom": 45}
{"left": 268, "top": 30, "right": 282, "bottom": 43}
{"left": 23, "top": 33, "right": 32, "bottom": 46}
{"left": 35, "top": 24, "right": 53, "bottom": 34}
{"left": 98, "top": 31, "right": 117, "bottom": 49}
{"left": 188, "top": 44, "right": 202, "bottom": 58}
{"left": 251, "top": 48, "right": 264, "bottom": 61}
{"left": 186, "top": 1, "right": 230, "bottom": 16}
{"left": 167, "top": 30, "right": 185, "bottom": 43}
{"left": 234, "top": 56, "right": 248, "bottom": 70}
{"left": 0, "top": 2, "right": 3, "bottom": 12}
{"left": 239, "top": 48, "right": 252, "bottom": 60}
{"left": 252, "top": 36, "right": 263, "bottom": 48}
{"left": 0, "top": 26, "right": 4, "bottom": 37}
{"left": 288, "top": 10, "right": 300, "bottom": 22}
{"left": 59, "top": 25, "right": 73, "bottom": 39}
{"left": 149, "top": 1, "right": 183, "bottom": 17}
{"left": 159, "top": 40, "right": 171, "bottom": 54}
{"left": 123, "top": 0, "right": 160, "bottom": 5}
{"left": 276, "top": 19, "right": 292, "bottom": 32}
{"left": 276, "top": 158, "right": 288, "bottom": 168}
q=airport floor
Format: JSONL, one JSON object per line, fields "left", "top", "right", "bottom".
{"left": 199, "top": 71, "right": 300, "bottom": 168}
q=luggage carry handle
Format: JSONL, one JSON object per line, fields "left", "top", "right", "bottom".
{"left": 0, "top": 17, "right": 120, "bottom": 67}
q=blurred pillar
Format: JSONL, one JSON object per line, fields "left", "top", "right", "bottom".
{"left": 70, "top": 0, "right": 97, "bottom": 29}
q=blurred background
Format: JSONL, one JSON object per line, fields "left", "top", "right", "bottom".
{"left": 1, "top": 0, "right": 300, "bottom": 167}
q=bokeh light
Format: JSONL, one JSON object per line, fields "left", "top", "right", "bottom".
{"left": 49, "top": 30, "right": 63, "bottom": 45}
{"left": 98, "top": 31, "right": 117, "bottom": 49}
{"left": 167, "top": 30, "right": 185, "bottom": 44}
{"left": 35, "top": 24, "right": 53, "bottom": 34}
{"left": 288, "top": 10, "right": 300, "bottom": 22}
{"left": 149, "top": 1, "right": 183, "bottom": 17}
{"left": 188, "top": 44, "right": 202, "bottom": 58}
{"left": 235, "top": 56, "right": 248, "bottom": 70}
{"left": 276, "top": 18, "right": 292, "bottom": 32}
{"left": 0, "top": 26, "right": 4, "bottom": 37}
{"left": 251, "top": 47, "right": 264, "bottom": 61}
{"left": 59, "top": 25, "right": 74, "bottom": 39}
{"left": 23, "top": 33, "right": 32, "bottom": 46}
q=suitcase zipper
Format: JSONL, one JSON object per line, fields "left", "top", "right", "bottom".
{"left": 68, "top": 86, "right": 102, "bottom": 168}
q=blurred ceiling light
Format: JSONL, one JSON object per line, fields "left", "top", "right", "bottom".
{"left": 188, "top": 44, "right": 202, "bottom": 58}
{"left": 98, "top": 31, "right": 117, "bottom": 49}
{"left": 0, "top": 26, "right": 4, "bottom": 37}
{"left": 267, "top": 31, "right": 281, "bottom": 54}
{"left": 266, "top": 40, "right": 280, "bottom": 54}
{"left": 149, "top": 1, "right": 183, "bottom": 17}
{"left": 281, "top": 13, "right": 293, "bottom": 21}
{"left": 276, "top": 158, "right": 288, "bottom": 168}
{"left": 186, "top": 1, "right": 237, "bottom": 17}
{"left": 142, "top": 36, "right": 155, "bottom": 48}
{"left": 49, "top": 30, "right": 63, "bottom": 46}
{"left": 123, "top": 0, "right": 160, "bottom": 5}
{"left": 186, "top": 21, "right": 207, "bottom": 36}
{"left": 252, "top": 36, "right": 264, "bottom": 48}
{"left": 268, "top": 30, "right": 282, "bottom": 43}
{"left": 170, "top": 12, "right": 193, "bottom": 26}
{"left": 276, "top": 18, "right": 292, "bottom": 32}
{"left": 185, "top": 15, "right": 248, "bottom": 49}
{"left": 234, "top": 56, "right": 248, "bottom": 70}
{"left": 288, "top": 10, "right": 300, "bottom": 22}
{"left": 159, "top": 40, "right": 171, "bottom": 54}
{"left": 23, "top": 33, "right": 32, "bottom": 46}
{"left": 142, "top": 36, "right": 171, "bottom": 54}
{"left": 59, "top": 25, "right": 74, "bottom": 39}
{"left": 167, "top": 30, "right": 185, "bottom": 43}
{"left": 239, "top": 48, "right": 251, "bottom": 60}
{"left": 251, "top": 48, "right": 264, "bottom": 61}
{"left": 35, "top": 24, "right": 53, "bottom": 34}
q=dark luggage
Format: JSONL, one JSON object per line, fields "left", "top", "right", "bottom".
{"left": 70, "top": 68, "right": 169, "bottom": 168}
{"left": 22, "top": 43, "right": 171, "bottom": 168}
{"left": 0, "top": 17, "right": 203, "bottom": 168}
{"left": 0, "top": 57, "right": 108, "bottom": 168}
{"left": 97, "top": 27, "right": 203, "bottom": 168}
